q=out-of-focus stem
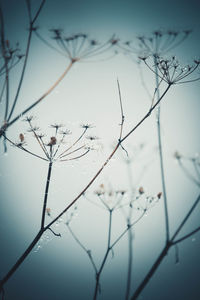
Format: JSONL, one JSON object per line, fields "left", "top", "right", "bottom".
{"left": 154, "top": 56, "right": 169, "bottom": 243}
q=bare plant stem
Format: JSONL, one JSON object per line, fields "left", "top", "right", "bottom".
{"left": 7, "top": 26, "right": 33, "bottom": 122}
{"left": 66, "top": 224, "right": 98, "bottom": 273}
{"left": 93, "top": 209, "right": 113, "bottom": 300}
{"left": 154, "top": 57, "right": 169, "bottom": 243}
{"left": 130, "top": 194, "right": 200, "bottom": 300}
{"left": 0, "top": 160, "right": 53, "bottom": 292}
{"left": 125, "top": 228, "right": 134, "bottom": 300}
{"left": 0, "top": 0, "right": 46, "bottom": 139}
{"left": 0, "top": 49, "right": 74, "bottom": 140}
{"left": 124, "top": 161, "right": 135, "bottom": 300}
{"left": 41, "top": 161, "right": 53, "bottom": 229}
{"left": 3, "top": 60, "right": 74, "bottom": 132}
{"left": 0, "top": 230, "right": 43, "bottom": 293}
{"left": 0, "top": 83, "right": 171, "bottom": 293}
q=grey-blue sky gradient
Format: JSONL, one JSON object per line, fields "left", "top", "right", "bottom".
{"left": 0, "top": 0, "right": 200, "bottom": 299}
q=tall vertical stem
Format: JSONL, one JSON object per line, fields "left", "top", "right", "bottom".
{"left": 154, "top": 56, "right": 169, "bottom": 243}
{"left": 125, "top": 228, "right": 134, "bottom": 300}
{"left": 93, "top": 210, "right": 113, "bottom": 300}
{"left": 41, "top": 161, "right": 53, "bottom": 229}
{"left": 125, "top": 161, "right": 135, "bottom": 300}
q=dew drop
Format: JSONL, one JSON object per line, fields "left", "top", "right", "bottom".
{"left": 34, "top": 244, "right": 42, "bottom": 253}
{"left": 192, "top": 238, "right": 196, "bottom": 242}
{"left": 19, "top": 113, "right": 24, "bottom": 122}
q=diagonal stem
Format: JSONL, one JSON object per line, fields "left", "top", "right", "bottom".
{"left": 0, "top": 60, "right": 74, "bottom": 137}
{"left": 0, "top": 230, "right": 44, "bottom": 293}
{"left": 130, "top": 194, "right": 200, "bottom": 300}
{"left": 0, "top": 161, "right": 54, "bottom": 293}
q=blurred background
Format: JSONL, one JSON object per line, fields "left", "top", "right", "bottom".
{"left": 0, "top": 0, "right": 200, "bottom": 299}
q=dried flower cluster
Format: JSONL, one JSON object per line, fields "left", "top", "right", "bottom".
{"left": 120, "top": 29, "right": 192, "bottom": 57}
{"left": 36, "top": 29, "right": 119, "bottom": 62}
{"left": 6, "top": 116, "right": 96, "bottom": 163}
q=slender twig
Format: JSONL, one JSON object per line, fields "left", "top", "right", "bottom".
{"left": 111, "top": 211, "right": 145, "bottom": 248}
{"left": 192, "top": 159, "right": 200, "bottom": 181}
{"left": 171, "top": 195, "right": 200, "bottom": 241}
{"left": 28, "top": 120, "right": 49, "bottom": 159}
{"left": 58, "top": 128, "right": 87, "bottom": 158}
{"left": 178, "top": 160, "right": 200, "bottom": 187}
{"left": 48, "top": 227, "right": 61, "bottom": 237}
{"left": 172, "top": 226, "right": 200, "bottom": 245}
{"left": 66, "top": 224, "right": 98, "bottom": 273}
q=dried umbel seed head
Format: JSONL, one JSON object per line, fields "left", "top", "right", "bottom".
{"left": 108, "top": 190, "right": 113, "bottom": 197}
{"left": 139, "top": 187, "right": 144, "bottom": 194}
{"left": 19, "top": 133, "right": 24, "bottom": 142}
{"left": 50, "top": 124, "right": 64, "bottom": 130}
{"left": 116, "top": 190, "right": 126, "bottom": 195}
{"left": 110, "top": 38, "right": 119, "bottom": 45}
{"left": 80, "top": 123, "right": 94, "bottom": 129}
{"left": 48, "top": 137, "right": 57, "bottom": 146}
{"left": 174, "top": 151, "right": 181, "bottom": 160}
{"left": 157, "top": 192, "right": 162, "bottom": 199}
{"left": 94, "top": 189, "right": 105, "bottom": 196}
{"left": 46, "top": 31, "right": 118, "bottom": 62}
{"left": 86, "top": 135, "right": 99, "bottom": 141}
